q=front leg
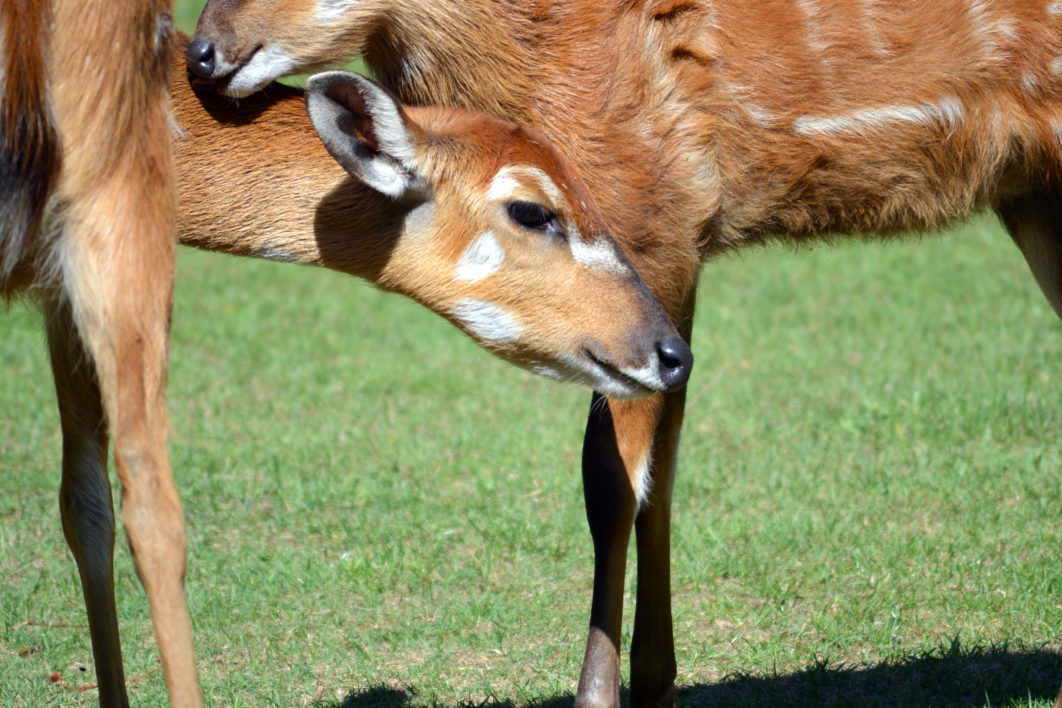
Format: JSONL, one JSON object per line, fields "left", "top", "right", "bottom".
{"left": 576, "top": 392, "right": 681, "bottom": 708}
{"left": 630, "top": 384, "right": 687, "bottom": 708}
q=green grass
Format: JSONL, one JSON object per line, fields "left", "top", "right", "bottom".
{"left": 2, "top": 212, "right": 1061, "bottom": 706}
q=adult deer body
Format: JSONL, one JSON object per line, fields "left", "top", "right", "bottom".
{"left": 189, "top": 0, "right": 1062, "bottom": 706}
{"left": 1, "top": 1, "right": 201, "bottom": 706}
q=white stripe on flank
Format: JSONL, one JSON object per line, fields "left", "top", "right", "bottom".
{"left": 793, "top": 96, "right": 964, "bottom": 137}
{"left": 1050, "top": 2, "right": 1062, "bottom": 15}
{"left": 450, "top": 299, "right": 522, "bottom": 343}
{"left": 794, "top": 0, "right": 832, "bottom": 64}
{"left": 455, "top": 231, "right": 506, "bottom": 282}
{"left": 856, "top": 0, "right": 892, "bottom": 57}
{"left": 316, "top": 0, "right": 356, "bottom": 23}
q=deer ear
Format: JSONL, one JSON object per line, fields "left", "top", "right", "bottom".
{"left": 305, "top": 70, "right": 429, "bottom": 202}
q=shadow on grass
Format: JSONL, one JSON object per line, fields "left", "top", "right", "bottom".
{"left": 321, "top": 641, "right": 1062, "bottom": 707}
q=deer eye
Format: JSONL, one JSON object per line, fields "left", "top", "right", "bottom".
{"left": 506, "top": 201, "right": 562, "bottom": 237}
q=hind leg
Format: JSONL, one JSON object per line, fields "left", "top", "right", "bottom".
{"left": 997, "top": 192, "right": 1062, "bottom": 708}
{"left": 46, "top": 299, "right": 129, "bottom": 707}
{"left": 998, "top": 191, "right": 1062, "bottom": 319}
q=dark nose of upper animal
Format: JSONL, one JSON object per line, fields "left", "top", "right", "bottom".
{"left": 656, "top": 335, "right": 693, "bottom": 391}
{"left": 186, "top": 38, "right": 216, "bottom": 78}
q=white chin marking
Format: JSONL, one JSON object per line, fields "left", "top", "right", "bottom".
{"left": 222, "top": 46, "right": 296, "bottom": 97}
{"left": 455, "top": 231, "right": 506, "bottom": 282}
{"left": 451, "top": 299, "right": 522, "bottom": 343}
{"left": 535, "top": 353, "right": 657, "bottom": 400}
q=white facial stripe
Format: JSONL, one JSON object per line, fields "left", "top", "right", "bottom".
{"left": 222, "top": 45, "right": 296, "bottom": 97}
{"left": 1050, "top": 2, "right": 1062, "bottom": 15}
{"left": 450, "top": 299, "right": 522, "bottom": 343}
{"left": 529, "top": 168, "right": 565, "bottom": 204}
{"left": 488, "top": 166, "right": 564, "bottom": 204}
{"left": 1052, "top": 57, "right": 1062, "bottom": 77}
{"left": 455, "top": 231, "right": 506, "bottom": 282}
{"left": 793, "top": 96, "right": 964, "bottom": 137}
{"left": 487, "top": 171, "right": 521, "bottom": 202}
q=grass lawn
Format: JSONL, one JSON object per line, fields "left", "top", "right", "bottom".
{"left": 2, "top": 212, "right": 1061, "bottom": 706}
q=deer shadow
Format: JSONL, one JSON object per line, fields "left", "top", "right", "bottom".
{"left": 319, "top": 642, "right": 1062, "bottom": 707}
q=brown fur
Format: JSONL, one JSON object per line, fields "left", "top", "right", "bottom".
{"left": 190, "top": 2, "right": 1062, "bottom": 706}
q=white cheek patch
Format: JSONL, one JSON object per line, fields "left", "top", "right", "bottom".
{"left": 223, "top": 45, "right": 296, "bottom": 97}
{"left": 569, "top": 231, "right": 628, "bottom": 275}
{"left": 455, "top": 231, "right": 506, "bottom": 282}
{"left": 450, "top": 299, "right": 522, "bottom": 343}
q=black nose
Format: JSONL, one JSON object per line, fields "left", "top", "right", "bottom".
{"left": 656, "top": 335, "right": 693, "bottom": 391}
{"left": 186, "top": 37, "right": 216, "bottom": 78}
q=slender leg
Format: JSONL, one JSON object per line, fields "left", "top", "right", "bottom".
{"left": 629, "top": 384, "right": 687, "bottom": 708}
{"left": 46, "top": 301, "right": 129, "bottom": 708}
{"left": 575, "top": 284, "right": 697, "bottom": 708}
{"left": 998, "top": 192, "right": 1062, "bottom": 708}
{"left": 58, "top": 209, "right": 200, "bottom": 706}
{"left": 998, "top": 191, "right": 1062, "bottom": 319}
{"left": 629, "top": 288, "right": 696, "bottom": 708}
{"left": 575, "top": 393, "right": 643, "bottom": 708}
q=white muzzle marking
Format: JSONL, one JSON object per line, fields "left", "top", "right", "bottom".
{"left": 450, "top": 299, "right": 522, "bottom": 343}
